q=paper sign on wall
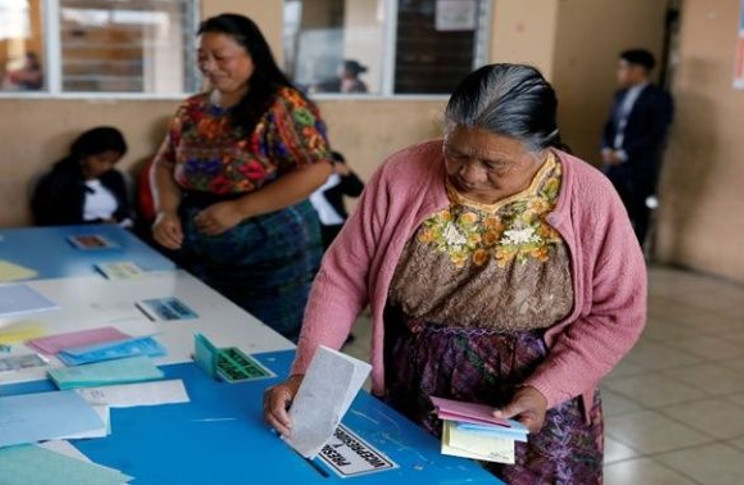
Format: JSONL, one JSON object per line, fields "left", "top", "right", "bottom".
{"left": 736, "top": 0, "right": 744, "bottom": 89}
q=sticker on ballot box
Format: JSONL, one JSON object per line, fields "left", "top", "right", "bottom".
{"left": 317, "top": 424, "right": 398, "bottom": 478}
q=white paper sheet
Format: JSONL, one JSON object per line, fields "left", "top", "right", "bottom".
{"left": 441, "top": 421, "right": 515, "bottom": 464}
{"left": 75, "top": 379, "right": 189, "bottom": 408}
{"left": 286, "top": 346, "right": 371, "bottom": 458}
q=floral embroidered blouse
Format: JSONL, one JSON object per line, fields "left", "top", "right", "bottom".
{"left": 388, "top": 152, "right": 574, "bottom": 331}
{"left": 154, "top": 86, "right": 331, "bottom": 195}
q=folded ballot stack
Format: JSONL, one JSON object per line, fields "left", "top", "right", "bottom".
{"left": 432, "top": 396, "right": 529, "bottom": 465}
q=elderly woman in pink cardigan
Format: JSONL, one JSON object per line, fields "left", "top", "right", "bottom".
{"left": 265, "top": 64, "right": 646, "bottom": 483}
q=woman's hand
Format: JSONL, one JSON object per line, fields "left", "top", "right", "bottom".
{"left": 152, "top": 211, "right": 184, "bottom": 249}
{"left": 194, "top": 201, "right": 246, "bottom": 236}
{"left": 493, "top": 386, "right": 548, "bottom": 434}
{"left": 263, "top": 375, "right": 304, "bottom": 437}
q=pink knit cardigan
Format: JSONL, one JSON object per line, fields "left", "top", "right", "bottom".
{"left": 292, "top": 140, "right": 647, "bottom": 410}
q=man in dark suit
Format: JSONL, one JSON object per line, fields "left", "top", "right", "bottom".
{"left": 602, "top": 49, "right": 673, "bottom": 247}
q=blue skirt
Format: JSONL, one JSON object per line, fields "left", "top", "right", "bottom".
{"left": 178, "top": 198, "right": 322, "bottom": 341}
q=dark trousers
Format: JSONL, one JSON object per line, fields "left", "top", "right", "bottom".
{"left": 606, "top": 167, "right": 655, "bottom": 247}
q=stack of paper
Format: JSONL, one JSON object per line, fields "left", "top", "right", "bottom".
{"left": 0, "top": 444, "right": 132, "bottom": 484}
{"left": 27, "top": 327, "right": 130, "bottom": 356}
{"left": 0, "top": 390, "right": 106, "bottom": 448}
{"left": 0, "top": 260, "right": 38, "bottom": 282}
{"left": 432, "top": 396, "right": 529, "bottom": 464}
{"left": 285, "top": 346, "right": 371, "bottom": 458}
{"left": 48, "top": 355, "right": 164, "bottom": 390}
{"left": 0, "top": 320, "right": 46, "bottom": 345}
{"left": 94, "top": 261, "right": 144, "bottom": 280}
{"left": 57, "top": 336, "right": 166, "bottom": 366}
{"left": 0, "top": 284, "right": 59, "bottom": 318}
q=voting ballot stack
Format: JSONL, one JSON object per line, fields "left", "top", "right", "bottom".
{"left": 432, "top": 396, "right": 529, "bottom": 464}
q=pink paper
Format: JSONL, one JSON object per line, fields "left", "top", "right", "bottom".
{"left": 26, "top": 327, "right": 130, "bottom": 355}
{"left": 431, "top": 396, "right": 511, "bottom": 427}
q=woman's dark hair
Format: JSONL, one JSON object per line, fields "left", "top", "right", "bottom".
{"left": 58, "top": 126, "right": 127, "bottom": 167}
{"left": 198, "top": 14, "right": 293, "bottom": 134}
{"left": 445, "top": 63, "right": 568, "bottom": 153}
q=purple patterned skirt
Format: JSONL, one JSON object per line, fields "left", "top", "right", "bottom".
{"left": 383, "top": 309, "right": 604, "bottom": 484}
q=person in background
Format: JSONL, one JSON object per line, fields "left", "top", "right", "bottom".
{"left": 151, "top": 14, "right": 332, "bottom": 342}
{"left": 2, "top": 52, "right": 43, "bottom": 90}
{"left": 312, "top": 59, "right": 369, "bottom": 94}
{"left": 308, "top": 151, "right": 364, "bottom": 249}
{"left": 32, "top": 126, "right": 132, "bottom": 227}
{"left": 339, "top": 59, "right": 368, "bottom": 94}
{"left": 265, "top": 64, "right": 646, "bottom": 483}
{"left": 601, "top": 48, "right": 673, "bottom": 247}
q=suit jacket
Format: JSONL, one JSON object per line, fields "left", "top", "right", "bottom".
{"left": 602, "top": 84, "right": 673, "bottom": 183}
{"left": 32, "top": 160, "right": 131, "bottom": 226}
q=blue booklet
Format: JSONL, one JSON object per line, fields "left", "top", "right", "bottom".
{"left": 57, "top": 336, "right": 166, "bottom": 366}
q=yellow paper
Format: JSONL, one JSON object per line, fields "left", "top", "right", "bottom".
{"left": 0, "top": 260, "right": 38, "bottom": 282}
{"left": 0, "top": 321, "right": 46, "bottom": 345}
{"left": 441, "top": 421, "right": 515, "bottom": 464}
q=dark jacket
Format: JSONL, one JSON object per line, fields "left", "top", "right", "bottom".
{"left": 319, "top": 172, "right": 364, "bottom": 223}
{"left": 602, "top": 84, "right": 674, "bottom": 182}
{"left": 31, "top": 160, "right": 131, "bottom": 226}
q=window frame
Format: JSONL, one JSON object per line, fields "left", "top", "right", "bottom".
{"left": 0, "top": 0, "right": 201, "bottom": 100}
{"left": 283, "top": 0, "right": 493, "bottom": 100}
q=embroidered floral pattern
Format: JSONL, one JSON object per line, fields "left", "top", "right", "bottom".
{"left": 417, "top": 154, "right": 563, "bottom": 268}
{"left": 155, "top": 87, "right": 331, "bottom": 195}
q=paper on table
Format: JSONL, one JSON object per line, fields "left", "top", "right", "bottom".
{"left": 39, "top": 440, "right": 93, "bottom": 463}
{"left": 57, "top": 335, "right": 166, "bottom": 366}
{"left": 48, "top": 355, "right": 164, "bottom": 389}
{"left": 0, "top": 390, "right": 105, "bottom": 448}
{"left": 58, "top": 405, "right": 110, "bottom": 439}
{"left": 0, "top": 284, "right": 59, "bottom": 319}
{"left": 76, "top": 379, "right": 190, "bottom": 408}
{"left": 286, "top": 346, "right": 371, "bottom": 458}
{"left": 441, "top": 421, "right": 515, "bottom": 465}
{"left": 431, "top": 396, "right": 511, "bottom": 427}
{"left": 0, "top": 320, "right": 46, "bottom": 345}
{"left": 27, "top": 327, "right": 130, "bottom": 355}
{"left": 0, "top": 260, "right": 38, "bottom": 282}
{"left": 0, "top": 444, "right": 132, "bottom": 485}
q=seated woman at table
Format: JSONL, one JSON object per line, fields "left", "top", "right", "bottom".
{"left": 151, "top": 14, "right": 332, "bottom": 342}
{"left": 32, "top": 126, "right": 132, "bottom": 227}
{"left": 264, "top": 64, "right": 647, "bottom": 483}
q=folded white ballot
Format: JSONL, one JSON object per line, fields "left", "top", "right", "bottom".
{"left": 285, "top": 346, "right": 371, "bottom": 459}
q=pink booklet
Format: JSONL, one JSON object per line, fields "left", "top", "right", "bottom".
{"left": 26, "top": 327, "right": 130, "bottom": 355}
{"left": 431, "top": 396, "right": 512, "bottom": 428}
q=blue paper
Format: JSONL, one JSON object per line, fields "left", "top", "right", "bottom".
{"left": 57, "top": 336, "right": 166, "bottom": 366}
{"left": 454, "top": 420, "right": 529, "bottom": 442}
{"left": 48, "top": 355, "right": 165, "bottom": 390}
{"left": 0, "top": 284, "right": 58, "bottom": 318}
{"left": 0, "top": 445, "right": 132, "bottom": 484}
{"left": 0, "top": 390, "right": 104, "bottom": 448}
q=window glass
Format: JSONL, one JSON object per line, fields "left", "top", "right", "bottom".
{"left": 0, "top": 0, "right": 45, "bottom": 92}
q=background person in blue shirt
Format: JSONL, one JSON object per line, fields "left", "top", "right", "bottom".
{"left": 601, "top": 49, "right": 673, "bottom": 247}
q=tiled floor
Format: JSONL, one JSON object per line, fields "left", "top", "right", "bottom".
{"left": 342, "top": 265, "right": 744, "bottom": 484}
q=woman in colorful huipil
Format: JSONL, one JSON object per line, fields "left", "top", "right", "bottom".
{"left": 151, "top": 14, "right": 332, "bottom": 341}
{"left": 264, "top": 65, "right": 646, "bottom": 483}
